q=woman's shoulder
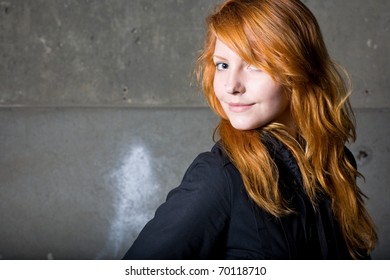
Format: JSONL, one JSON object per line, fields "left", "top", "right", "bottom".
{"left": 184, "top": 141, "right": 240, "bottom": 185}
{"left": 192, "top": 141, "right": 232, "bottom": 168}
{"left": 124, "top": 144, "right": 234, "bottom": 260}
{"left": 176, "top": 142, "right": 237, "bottom": 200}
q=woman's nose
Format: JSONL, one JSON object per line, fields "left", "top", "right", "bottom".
{"left": 225, "top": 72, "right": 245, "bottom": 95}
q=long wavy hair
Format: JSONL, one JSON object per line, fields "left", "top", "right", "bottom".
{"left": 196, "top": 0, "right": 377, "bottom": 258}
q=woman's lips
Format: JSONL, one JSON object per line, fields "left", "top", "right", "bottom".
{"left": 228, "top": 103, "right": 255, "bottom": 113}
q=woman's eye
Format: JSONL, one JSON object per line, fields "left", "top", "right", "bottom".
{"left": 216, "top": 62, "right": 228, "bottom": 71}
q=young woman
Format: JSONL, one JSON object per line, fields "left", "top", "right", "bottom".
{"left": 123, "top": 0, "right": 377, "bottom": 259}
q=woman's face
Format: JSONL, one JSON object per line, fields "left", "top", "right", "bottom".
{"left": 213, "top": 39, "right": 292, "bottom": 131}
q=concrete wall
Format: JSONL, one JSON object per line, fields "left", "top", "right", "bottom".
{"left": 0, "top": 0, "right": 388, "bottom": 259}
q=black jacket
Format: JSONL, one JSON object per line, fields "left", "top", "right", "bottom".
{"left": 123, "top": 137, "right": 356, "bottom": 259}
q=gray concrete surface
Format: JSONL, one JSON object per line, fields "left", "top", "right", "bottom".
{"left": 0, "top": 108, "right": 217, "bottom": 259}
{"left": 0, "top": 0, "right": 389, "bottom": 259}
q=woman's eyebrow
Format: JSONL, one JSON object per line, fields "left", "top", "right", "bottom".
{"left": 213, "top": 54, "right": 227, "bottom": 60}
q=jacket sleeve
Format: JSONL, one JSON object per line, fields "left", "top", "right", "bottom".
{"left": 123, "top": 152, "right": 231, "bottom": 259}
